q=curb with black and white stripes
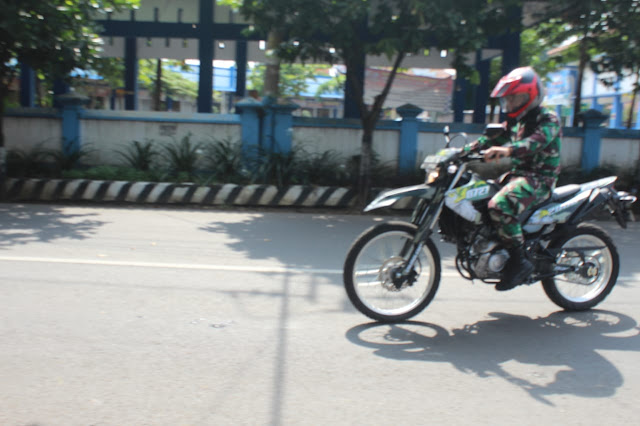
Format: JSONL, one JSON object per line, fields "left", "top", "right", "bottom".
{"left": 4, "top": 178, "right": 417, "bottom": 210}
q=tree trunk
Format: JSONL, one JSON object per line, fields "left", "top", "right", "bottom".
{"left": 153, "top": 59, "right": 163, "bottom": 111}
{"left": 263, "top": 30, "right": 282, "bottom": 100}
{"left": 355, "top": 51, "right": 406, "bottom": 208}
{"left": 572, "top": 37, "right": 589, "bottom": 127}
{"left": 358, "top": 125, "right": 374, "bottom": 207}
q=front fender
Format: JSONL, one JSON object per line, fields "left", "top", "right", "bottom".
{"left": 364, "top": 184, "right": 436, "bottom": 212}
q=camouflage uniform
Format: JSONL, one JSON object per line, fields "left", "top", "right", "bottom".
{"left": 467, "top": 107, "right": 562, "bottom": 247}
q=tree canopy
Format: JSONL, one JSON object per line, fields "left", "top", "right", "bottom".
{"left": 227, "top": 0, "right": 518, "bottom": 201}
{"left": 0, "top": 0, "right": 140, "bottom": 146}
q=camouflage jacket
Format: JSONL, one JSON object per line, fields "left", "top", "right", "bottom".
{"left": 466, "top": 107, "right": 562, "bottom": 189}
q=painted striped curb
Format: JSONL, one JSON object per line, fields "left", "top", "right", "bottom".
{"left": 4, "top": 178, "right": 418, "bottom": 210}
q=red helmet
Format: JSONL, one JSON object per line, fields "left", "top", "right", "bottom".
{"left": 491, "top": 67, "right": 544, "bottom": 120}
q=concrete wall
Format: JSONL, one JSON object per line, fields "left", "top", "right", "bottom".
{"left": 293, "top": 128, "right": 400, "bottom": 166}
{"left": 3, "top": 109, "right": 62, "bottom": 153}
{"left": 79, "top": 110, "right": 241, "bottom": 165}
{"left": 4, "top": 107, "right": 640, "bottom": 173}
{"left": 4, "top": 108, "right": 241, "bottom": 166}
{"left": 600, "top": 136, "right": 640, "bottom": 169}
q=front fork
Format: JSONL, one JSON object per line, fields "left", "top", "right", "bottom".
{"left": 398, "top": 164, "right": 466, "bottom": 283}
{"left": 399, "top": 197, "right": 444, "bottom": 278}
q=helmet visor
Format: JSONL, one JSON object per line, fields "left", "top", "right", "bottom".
{"left": 500, "top": 93, "right": 530, "bottom": 114}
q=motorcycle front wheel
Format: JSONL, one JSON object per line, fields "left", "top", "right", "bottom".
{"left": 343, "top": 221, "right": 441, "bottom": 322}
{"left": 542, "top": 224, "right": 620, "bottom": 311}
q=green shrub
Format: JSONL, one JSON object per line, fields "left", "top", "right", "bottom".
{"left": 247, "top": 145, "right": 306, "bottom": 187}
{"left": 162, "top": 133, "right": 204, "bottom": 181}
{"left": 7, "top": 143, "right": 52, "bottom": 178}
{"left": 298, "top": 149, "right": 348, "bottom": 186}
{"left": 47, "top": 140, "right": 93, "bottom": 172}
{"left": 202, "top": 138, "right": 248, "bottom": 183}
{"left": 117, "top": 140, "right": 159, "bottom": 171}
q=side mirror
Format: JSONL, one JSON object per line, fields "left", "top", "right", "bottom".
{"left": 484, "top": 123, "right": 505, "bottom": 139}
{"left": 443, "top": 126, "right": 451, "bottom": 147}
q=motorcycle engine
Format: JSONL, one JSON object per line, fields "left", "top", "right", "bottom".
{"left": 469, "top": 236, "right": 510, "bottom": 279}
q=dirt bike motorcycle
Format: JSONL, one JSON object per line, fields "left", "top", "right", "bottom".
{"left": 343, "top": 126, "right": 637, "bottom": 322}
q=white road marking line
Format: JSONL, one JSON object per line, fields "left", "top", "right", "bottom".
{"left": 0, "top": 256, "right": 637, "bottom": 281}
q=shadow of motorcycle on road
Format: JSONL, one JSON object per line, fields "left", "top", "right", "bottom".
{"left": 346, "top": 310, "right": 640, "bottom": 405}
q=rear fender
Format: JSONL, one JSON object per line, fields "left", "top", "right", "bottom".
{"left": 364, "top": 184, "right": 436, "bottom": 212}
{"left": 567, "top": 188, "right": 608, "bottom": 225}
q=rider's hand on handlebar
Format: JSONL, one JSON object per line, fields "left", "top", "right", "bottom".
{"left": 484, "top": 146, "right": 513, "bottom": 163}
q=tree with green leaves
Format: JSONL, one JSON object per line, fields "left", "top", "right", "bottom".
{"left": 90, "top": 57, "right": 201, "bottom": 111}
{"left": 224, "top": 0, "right": 517, "bottom": 203}
{"left": 0, "top": 0, "right": 139, "bottom": 184}
{"left": 247, "top": 63, "right": 320, "bottom": 98}
{"left": 589, "top": 0, "right": 640, "bottom": 129}
{"left": 534, "top": 0, "right": 616, "bottom": 126}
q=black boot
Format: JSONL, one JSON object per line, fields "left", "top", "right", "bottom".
{"left": 496, "top": 245, "right": 534, "bottom": 291}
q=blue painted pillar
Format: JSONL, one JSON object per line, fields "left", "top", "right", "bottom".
{"left": 396, "top": 103, "right": 422, "bottom": 174}
{"left": 473, "top": 52, "right": 490, "bottom": 124}
{"left": 197, "top": 0, "right": 214, "bottom": 113}
{"left": 270, "top": 102, "right": 298, "bottom": 154}
{"left": 19, "top": 63, "right": 36, "bottom": 108}
{"left": 258, "top": 98, "right": 299, "bottom": 154}
{"left": 56, "top": 93, "right": 89, "bottom": 156}
{"left": 635, "top": 101, "right": 640, "bottom": 130}
{"left": 236, "top": 97, "right": 263, "bottom": 160}
{"left": 579, "top": 109, "right": 608, "bottom": 172}
{"left": 124, "top": 37, "right": 138, "bottom": 110}
{"left": 453, "top": 77, "right": 468, "bottom": 123}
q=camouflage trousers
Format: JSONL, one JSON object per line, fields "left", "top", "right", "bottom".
{"left": 487, "top": 175, "right": 552, "bottom": 248}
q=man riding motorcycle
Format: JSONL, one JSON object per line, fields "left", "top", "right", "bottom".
{"left": 464, "top": 66, "right": 562, "bottom": 291}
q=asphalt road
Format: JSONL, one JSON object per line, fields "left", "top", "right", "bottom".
{"left": 1, "top": 203, "right": 639, "bottom": 426}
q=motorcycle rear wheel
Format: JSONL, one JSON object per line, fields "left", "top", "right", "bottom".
{"left": 343, "top": 222, "right": 441, "bottom": 322}
{"left": 542, "top": 224, "right": 619, "bottom": 311}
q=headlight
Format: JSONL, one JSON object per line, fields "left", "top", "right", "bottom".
{"left": 426, "top": 169, "right": 440, "bottom": 184}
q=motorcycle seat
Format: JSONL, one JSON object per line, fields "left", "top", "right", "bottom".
{"left": 522, "top": 184, "right": 582, "bottom": 220}
{"left": 551, "top": 184, "right": 581, "bottom": 202}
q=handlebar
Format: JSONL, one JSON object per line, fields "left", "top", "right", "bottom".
{"left": 462, "top": 150, "right": 486, "bottom": 162}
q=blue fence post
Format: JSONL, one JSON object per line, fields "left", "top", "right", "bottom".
{"left": 396, "top": 103, "right": 423, "bottom": 174}
{"left": 236, "top": 97, "right": 263, "bottom": 161}
{"left": 579, "top": 109, "right": 608, "bottom": 172}
{"left": 270, "top": 101, "right": 298, "bottom": 154}
{"left": 56, "top": 92, "right": 89, "bottom": 156}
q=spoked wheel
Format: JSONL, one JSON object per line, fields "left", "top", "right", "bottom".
{"left": 542, "top": 224, "right": 619, "bottom": 311}
{"left": 343, "top": 222, "right": 441, "bottom": 322}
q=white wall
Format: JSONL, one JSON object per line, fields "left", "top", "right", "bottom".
{"left": 561, "top": 137, "right": 583, "bottom": 168}
{"left": 81, "top": 120, "right": 239, "bottom": 165}
{"left": 4, "top": 112, "right": 639, "bottom": 172}
{"left": 3, "top": 115, "right": 62, "bottom": 153}
{"left": 293, "top": 127, "right": 399, "bottom": 168}
{"left": 600, "top": 137, "right": 640, "bottom": 169}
